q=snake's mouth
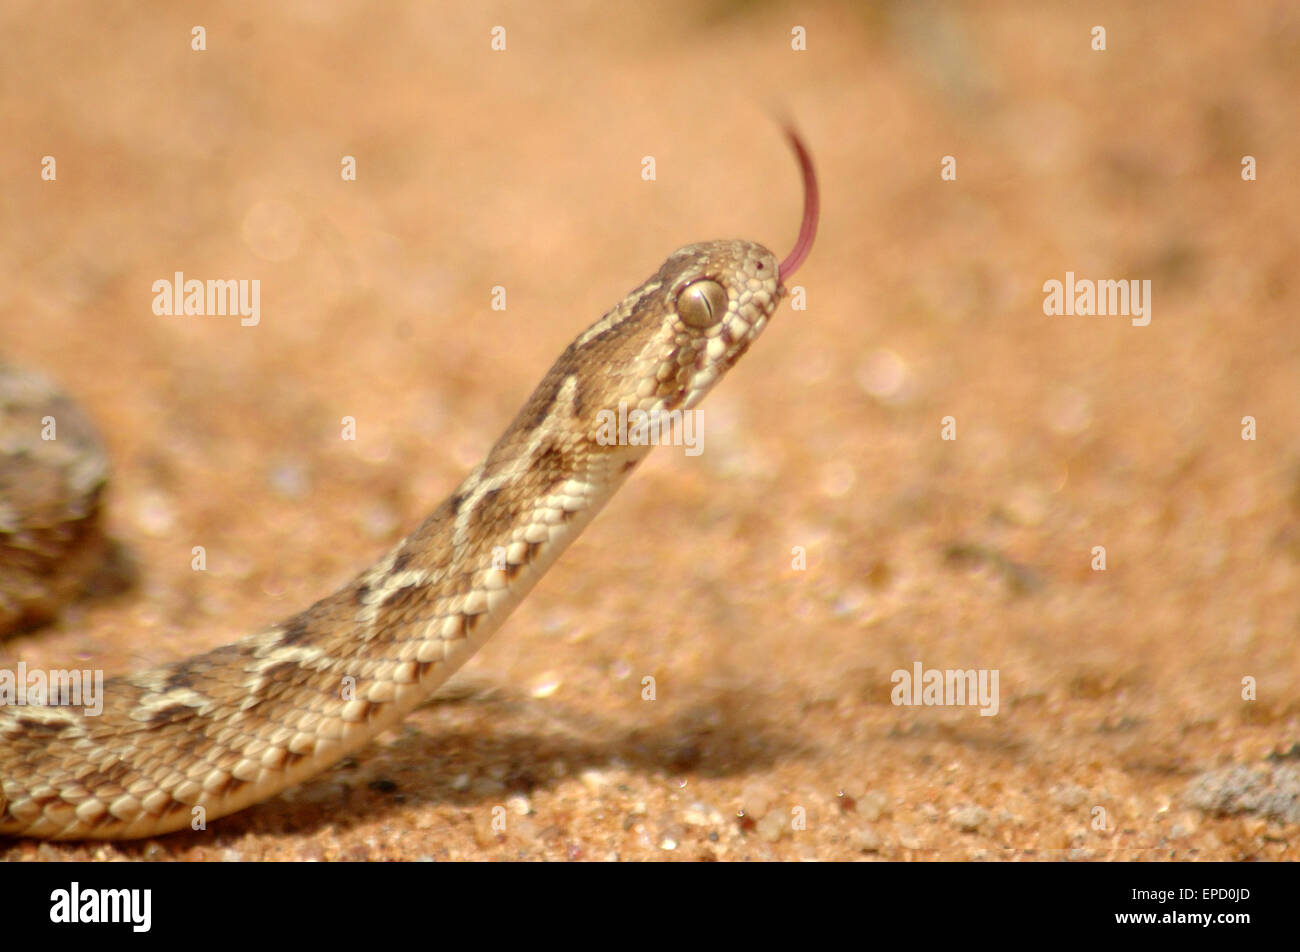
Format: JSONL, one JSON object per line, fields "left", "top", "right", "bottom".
{"left": 776, "top": 126, "right": 819, "bottom": 284}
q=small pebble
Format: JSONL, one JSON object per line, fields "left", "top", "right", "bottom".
{"left": 530, "top": 673, "right": 562, "bottom": 699}
{"left": 897, "top": 828, "right": 923, "bottom": 851}
{"left": 859, "top": 790, "right": 890, "bottom": 822}
{"left": 1050, "top": 784, "right": 1090, "bottom": 809}
{"left": 949, "top": 805, "right": 988, "bottom": 833}
{"left": 757, "top": 811, "right": 787, "bottom": 843}
{"left": 852, "top": 827, "right": 882, "bottom": 852}
{"left": 506, "top": 794, "right": 531, "bottom": 816}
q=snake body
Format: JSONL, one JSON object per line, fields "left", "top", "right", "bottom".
{"left": 0, "top": 131, "right": 817, "bottom": 839}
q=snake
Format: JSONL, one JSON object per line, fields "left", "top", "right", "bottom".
{"left": 0, "top": 129, "right": 818, "bottom": 839}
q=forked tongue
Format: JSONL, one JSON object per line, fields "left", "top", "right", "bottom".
{"left": 777, "top": 126, "right": 819, "bottom": 282}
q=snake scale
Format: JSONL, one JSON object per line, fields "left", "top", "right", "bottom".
{"left": 0, "top": 130, "right": 818, "bottom": 839}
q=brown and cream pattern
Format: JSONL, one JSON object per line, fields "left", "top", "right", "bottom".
{"left": 0, "top": 131, "right": 817, "bottom": 839}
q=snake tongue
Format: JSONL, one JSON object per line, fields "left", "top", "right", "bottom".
{"left": 777, "top": 126, "right": 818, "bottom": 283}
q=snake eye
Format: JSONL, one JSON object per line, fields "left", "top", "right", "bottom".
{"left": 677, "top": 279, "right": 728, "bottom": 329}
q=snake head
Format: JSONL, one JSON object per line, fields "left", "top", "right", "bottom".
{"left": 646, "top": 238, "right": 782, "bottom": 412}
{"left": 634, "top": 125, "right": 818, "bottom": 414}
{"left": 509, "top": 128, "right": 816, "bottom": 443}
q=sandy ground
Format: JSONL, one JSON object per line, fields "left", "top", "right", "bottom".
{"left": 1, "top": 0, "right": 1297, "bottom": 861}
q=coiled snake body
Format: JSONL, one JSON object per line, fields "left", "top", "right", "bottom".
{"left": 0, "top": 132, "right": 817, "bottom": 839}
